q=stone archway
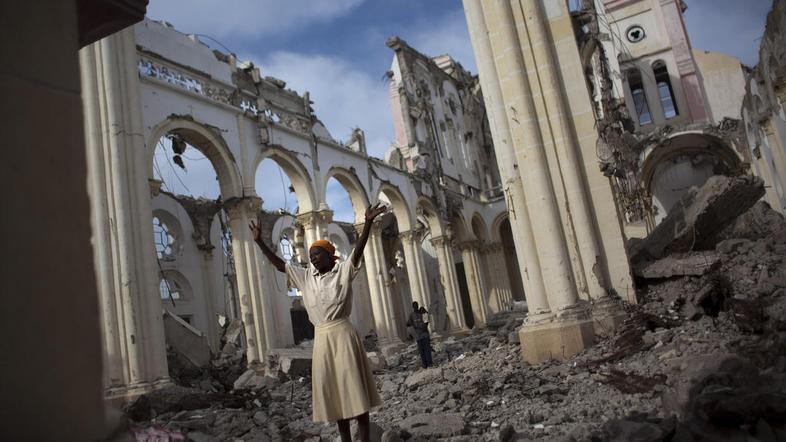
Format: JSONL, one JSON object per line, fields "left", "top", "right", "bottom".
{"left": 147, "top": 116, "right": 243, "bottom": 200}
{"left": 323, "top": 166, "right": 370, "bottom": 223}
{"left": 491, "top": 213, "right": 525, "bottom": 303}
{"left": 255, "top": 146, "right": 317, "bottom": 215}
{"left": 639, "top": 132, "right": 743, "bottom": 224}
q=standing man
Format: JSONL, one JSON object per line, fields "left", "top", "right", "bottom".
{"left": 249, "top": 202, "right": 387, "bottom": 442}
{"left": 407, "top": 302, "right": 433, "bottom": 368}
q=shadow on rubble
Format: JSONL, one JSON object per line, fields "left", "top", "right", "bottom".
{"left": 589, "top": 175, "right": 786, "bottom": 442}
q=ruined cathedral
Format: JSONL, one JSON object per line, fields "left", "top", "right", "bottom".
{"left": 4, "top": 0, "right": 786, "bottom": 440}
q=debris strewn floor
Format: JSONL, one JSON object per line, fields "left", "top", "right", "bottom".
{"left": 126, "top": 194, "right": 786, "bottom": 441}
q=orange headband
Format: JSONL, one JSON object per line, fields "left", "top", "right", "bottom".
{"left": 309, "top": 239, "right": 336, "bottom": 255}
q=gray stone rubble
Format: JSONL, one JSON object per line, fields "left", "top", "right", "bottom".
{"left": 125, "top": 191, "right": 786, "bottom": 441}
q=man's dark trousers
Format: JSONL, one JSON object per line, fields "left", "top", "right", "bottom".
{"left": 416, "top": 336, "right": 433, "bottom": 368}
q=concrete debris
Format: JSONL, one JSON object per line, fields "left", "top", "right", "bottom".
{"left": 398, "top": 413, "right": 467, "bottom": 438}
{"left": 163, "top": 310, "right": 211, "bottom": 368}
{"left": 630, "top": 175, "right": 765, "bottom": 265}
{"left": 267, "top": 348, "right": 312, "bottom": 378}
{"left": 634, "top": 251, "right": 720, "bottom": 279}
{"left": 122, "top": 195, "right": 786, "bottom": 441}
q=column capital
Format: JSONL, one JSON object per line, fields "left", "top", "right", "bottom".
{"left": 353, "top": 219, "right": 384, "bottom": 235}
{"left": 296, "top": 209, "right": 333, "bottom": 229}
{"left": 223, "top": 196, "right": 262, "bottom": 220}
{"left": 148, "top": 178, "right": 163, "bottom": 198}
{"left": 399, "top": 228, "right": 426, "bottom": 244}
{"left": 457, "top": 240, "right": 481, "bottom": 252}
{"left": 430, "top": 235, "right": 451, "bottom": 248}
{"left": 480, "top": 241, "right": 503, "bottom": 253}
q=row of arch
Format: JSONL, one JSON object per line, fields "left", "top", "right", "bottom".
{"left": 146, "top": 116, "right": 511, "bottom": 244}
{"left": 145, "top": 115, "right": 522, "bottom": 352}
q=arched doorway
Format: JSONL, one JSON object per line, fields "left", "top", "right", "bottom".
{"left": 499, "top": 217, "right": 526, "bottom": 302}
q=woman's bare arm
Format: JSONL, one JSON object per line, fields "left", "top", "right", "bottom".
{"left": 249, "top": 220, "right": 286, "bottom": 273}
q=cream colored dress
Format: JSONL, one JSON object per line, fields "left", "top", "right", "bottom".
{"left": 286, "top": 256, "right": 382, "bottom": 422}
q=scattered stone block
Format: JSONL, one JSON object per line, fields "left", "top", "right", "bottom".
{"left": 398, "top": 413, "right": 466, "bottom": 438}
{"left": 630, "top": 175, "right": 765, "bottom": 264}
{"left": 404, "top": 367, "right": 444, "bottom": 389}
{"left": 635, "top": 251, "right": 720, "bottom": 279}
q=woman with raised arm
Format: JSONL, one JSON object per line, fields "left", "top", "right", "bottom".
{"left": 249, "top": 202, "right": 387, "bottom": 442}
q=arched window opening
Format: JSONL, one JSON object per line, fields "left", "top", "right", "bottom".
{"left": 653, "top": 61, "right": 679, "bottom": 119}
{"left": 627, "top": 69, "right": 652, "bottom": 125}
{"left": 153, "top": 216, "right": 176, "bottom": 260}
{"left": 159, "top": 277, "right": 182, "bottom": 300}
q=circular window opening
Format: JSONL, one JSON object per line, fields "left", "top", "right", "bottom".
{"left": 153, "top": 216, "right": 176, "bottom": 260}
{"left": 626, "top": 25, "right": 646, "bottom": 43}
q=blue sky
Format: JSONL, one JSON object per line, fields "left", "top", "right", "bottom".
{"left": 147, "top": 0, "right": 771, "bottom": 222}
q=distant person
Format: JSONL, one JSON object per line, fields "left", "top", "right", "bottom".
{"left": 407, "top": 302, "right": 433, "bottom": 368}
{"left": 250, "top": 202, "right": 386, "bottom": 442}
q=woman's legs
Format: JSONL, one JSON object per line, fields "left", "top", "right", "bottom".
{"left": 335, "top": 412, "right": 370, "bottom": 442}
{"left": 357, "top": 412, "right": 370, "bottom": 442}
{"left": 337, "top": 418, "right": 351, "bottom": 442}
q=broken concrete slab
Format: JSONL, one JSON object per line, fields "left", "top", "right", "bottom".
{"left": 714, "top": 200, "right": 786, "bottom": 242}
{"left": 366, "top": 351, "right": 386, "bottom": 371}
{"left": 630, "top": 175, "right": 765, "bottom": 264}
{"left": 267, "top": 348, "right": 312, "bottom": 378}
{"left": 404, "top": 367, "right": 443, "bottom": 389}
{"left": 634, "top": 251, "right": 720, "bottom": 279}
{"left": 398, "top": 413, "right": 466, "bottom": 438}
{"left": 163, "top": 310, "right": 211, "bottom": 368}
{"left": 232, "top": 368, "right": 277, "bottom": 391}
{"left": 221, "top": 319, "right": 243, "bottom": 346}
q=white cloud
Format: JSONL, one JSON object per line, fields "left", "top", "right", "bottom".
{"left": 146, "top": 0, "right": 364, "bottom": 40}
{"left": 258, "top": 51, "right": 394, "bottom": 158}
{"left": 407, "top": 8, "right": 477, "bottom": 73}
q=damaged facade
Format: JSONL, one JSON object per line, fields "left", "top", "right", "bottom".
{"left": 82, "top": 19, "right": 538, "bottom": 400}
{"left": 6, "top": 0, "right": 786, "bottom": 439}
{"left": 566, "top": 0, "right": 752, "bottom": 235}
{"left": 74, "top": 0, "right": 786, "bottom": 405}
{"left": 741, "top": 0, "right": 786, "bottom": 213}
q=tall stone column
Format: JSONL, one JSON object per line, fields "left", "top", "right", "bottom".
{"left": 198, "top": 249, "right": 220, "bottom": 350}
{"left": 480, "top": 0, "right": 579, "bottom": 312}
{"left": 431, "top": 235, "right": 468, "bottom": 331}
{"left": 515, "top": 0, "right": 612, "bottom": 302}
{"left": 356, "top": 222, "right": 399, "bottom": 343}
{"left": 81, "top": 27, "right": 169, "bottom": 399}
{"left": 463, "top": 0, "right": 551, "bottom": 319}
{"left": 224, "top": 196, "right": 276, "bottom": 362}
{"left": 400, "top": 230, "right": 429, "bottom": 310}
{"left": 465, "top": 0, "right": 596, "bottom": 363}
{"left": 458, "top": 241, "right": 489, "bottom": 327}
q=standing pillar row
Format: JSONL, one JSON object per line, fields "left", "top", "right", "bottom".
{"left": 464, "top": 0, "right": 601, "bottom": 363}
{"left": 463, "top": 0, "right": 552, "bottom": 321}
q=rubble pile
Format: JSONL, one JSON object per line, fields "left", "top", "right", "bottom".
{"left": 125, "top": 176, "right": 786, "bottom": 441}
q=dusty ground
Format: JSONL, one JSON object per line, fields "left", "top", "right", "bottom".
{"left": 126, "top": 200, "right": 786, "bottom": 441}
